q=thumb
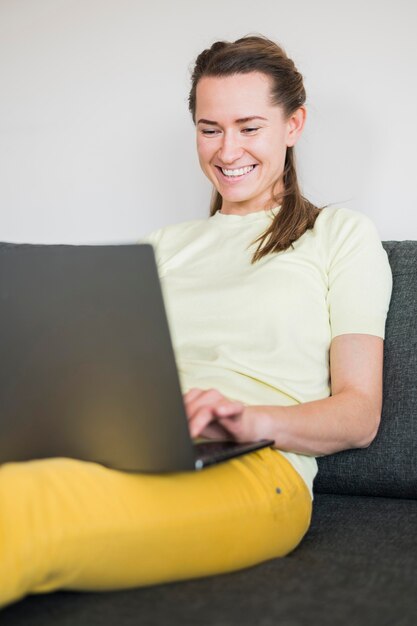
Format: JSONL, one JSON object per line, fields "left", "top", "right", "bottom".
{"left": 215, "top": 401, "right": 244, "bottom": 417}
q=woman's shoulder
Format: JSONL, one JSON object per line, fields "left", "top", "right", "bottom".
{"left": 316, "top": 205, "right": 378, "bottom": 230}
{"left": 141, "top": 217, "right": 209, "bottom": 249}
{"left": 140, "top": 218, "right": 212, "bottom": 271}
{"left": 314, "top": 205, "right": 382, "bottom": 247}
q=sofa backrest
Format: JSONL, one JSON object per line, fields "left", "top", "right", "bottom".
{"left": 1, "top": 241, "right": 415, "bottom": 498}
{"left": 315, "top": 241, "right": 417, "bottom": 499}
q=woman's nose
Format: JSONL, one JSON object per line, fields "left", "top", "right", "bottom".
{"left": 217, "top": 132, "right": 244, "bottom": 164}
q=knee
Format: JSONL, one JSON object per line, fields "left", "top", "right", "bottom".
{"left": 0, "top": 459, "right": 79, "bottom": 608}
{"left": 0, "top": 462, "right": 38, "bottom": 607}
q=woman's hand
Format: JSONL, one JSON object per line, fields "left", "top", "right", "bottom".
{"left": 183, "top": 387, "right": 275, "bottom": 443}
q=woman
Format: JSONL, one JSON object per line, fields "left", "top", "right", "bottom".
{"left": 0, "top": 35, "right": 392, "bottom": 608}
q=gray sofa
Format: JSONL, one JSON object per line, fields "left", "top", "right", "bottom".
{"left": 2, "top": 240, "right": 417, "bottom": 625}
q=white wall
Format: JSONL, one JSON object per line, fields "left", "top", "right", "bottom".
{"left": 0, "top": 0, "right": 416, "bottom": 244}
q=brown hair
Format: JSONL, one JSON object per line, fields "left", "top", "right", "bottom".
{"left": 188, "top": 35, "right": 323, "bottom": 263}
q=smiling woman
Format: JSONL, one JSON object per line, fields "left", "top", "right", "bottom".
{"left": 194, "top": 73, "right": 305, "bottom": 216}
{"left": 0, "top": 35, "right": 393, "bottom": 610}
{"left": 188, "top": 36, "right": 321, "bottom": 262}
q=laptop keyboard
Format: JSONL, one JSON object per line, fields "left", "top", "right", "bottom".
{"left": 193, "top": 440, "right": 240, "bottom": 462}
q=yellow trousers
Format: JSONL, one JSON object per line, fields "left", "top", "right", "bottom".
{"left": 0, "top": 447, "right": 312, "bottom": 609}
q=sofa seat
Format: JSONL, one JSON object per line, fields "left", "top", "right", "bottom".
{"left": 3, "top": 493, "right": 417, "bottom": 626}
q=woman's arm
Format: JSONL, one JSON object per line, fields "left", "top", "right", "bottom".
{"left": 185, "top": 333, "right": 384, "bottom": 456}
{"left": 250, "top": 334, "right": 383, "bottom": 456}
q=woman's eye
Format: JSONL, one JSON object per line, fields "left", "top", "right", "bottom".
{"left": 201, "top": 129, "right": 219, "bottom": 136}
{"left": 242, "top": 127, "right": 259, "bottom": 134}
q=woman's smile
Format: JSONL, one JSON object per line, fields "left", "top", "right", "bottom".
{"left": 215, "top": 164, "right": 258, "bottom": 184}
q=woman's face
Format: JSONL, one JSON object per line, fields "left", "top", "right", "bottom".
{"left": 195, "top": 71, "right": 305, "bottom": 215}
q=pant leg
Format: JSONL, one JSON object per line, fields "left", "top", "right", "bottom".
{"left": 0, "top": 447, "right": 312, "bottom": 608}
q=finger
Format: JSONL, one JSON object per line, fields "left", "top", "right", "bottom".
{"left": 217, "top": 414, "right": 240, "bottom": 431}
{"left": 183, "top": 388, "right": 204, "bottom": 403}
{"left": 214, "top": 401, "right": 245, "bottom": 417}
{"left": 186, "top": 388, "right": 223, "bottom": 405}
{"left": 199, "top": 421, "right": 232, "bottom": 440}
{"left": 190, "top": 401, "right": 245, "bottom": 439}
{"left": 189, "top": 407, "right": 216, "bottom": 438}
{"left": 185, "top": 388, "right": 223, "bottom": 419}
{"left": 183, "top": 389, "right": 207, "bottom": 418}
{"left": 216, "top": 408, "right": 251, "bottom": 441}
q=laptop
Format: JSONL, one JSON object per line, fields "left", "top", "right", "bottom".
{"left": 0, "top": 242, "right": 274, "bottom": 472}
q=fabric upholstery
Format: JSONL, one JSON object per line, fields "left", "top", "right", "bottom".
{"left": 315, "top": 241, "right": 417, "bottom": 498}
{"left": 3, "top": 494, "right": 417, "bottom": 626}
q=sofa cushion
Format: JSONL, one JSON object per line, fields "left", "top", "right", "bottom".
{"left": 315, "top": 241, "right": 417, "bottom": 498}
{"left": 3, "top": 494, "right": 417, "bottom": 625}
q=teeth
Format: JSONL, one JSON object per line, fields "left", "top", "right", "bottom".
{"left": 221, "top": 165, "right": 254, "bottom": 177}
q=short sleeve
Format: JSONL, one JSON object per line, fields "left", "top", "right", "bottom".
{"left": 326, "top": 209, "right": 393, "bottom": 340}
{"left": 138, "top": 227, "right": 163, "bottom": 248}
{"left": 138, "top": 227, "right": 165, "bottom": 270}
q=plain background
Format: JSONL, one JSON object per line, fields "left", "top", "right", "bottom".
{"left": 0, "top": 0, "right": 416, "bottom": 244}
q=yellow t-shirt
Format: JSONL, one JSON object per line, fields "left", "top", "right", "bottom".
{"left": 143, "top": 205, "right": 393, "bottom": 498}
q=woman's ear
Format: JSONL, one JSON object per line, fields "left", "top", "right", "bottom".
{"left": 286, "top": 106, "right": 307, "bottom": 147}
